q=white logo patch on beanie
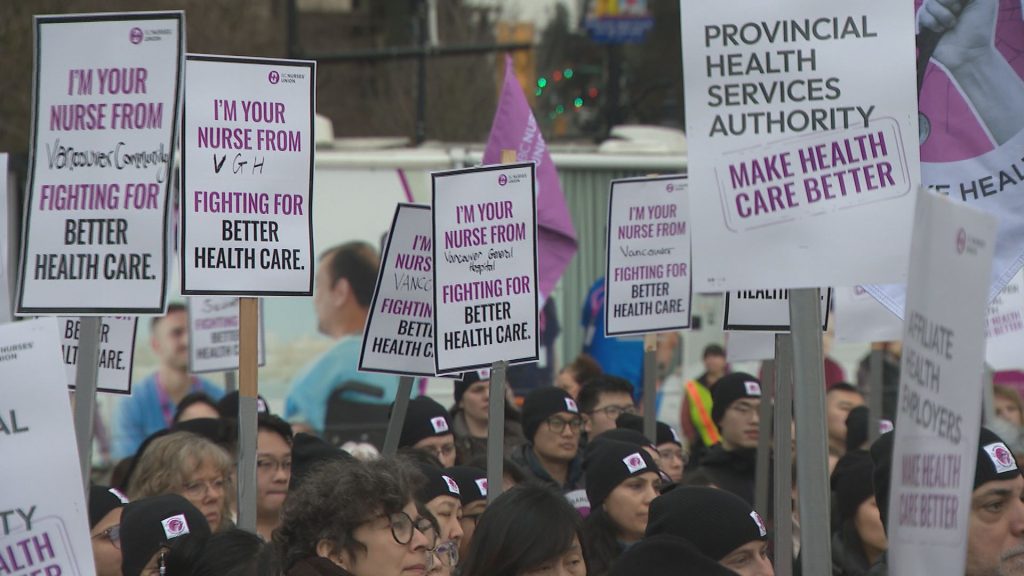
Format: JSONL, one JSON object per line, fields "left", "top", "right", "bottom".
{"left": 430, "top": 416, "right": 449, "bottom": 434}
{"left": 161, "top": 514, "right": 190, "bottom": 539}
{"left": 750, "top": 511, "right": 767, "bottom": 537}
{"left": 984, "top": 442, "right": 1018, "bottom": 474}
{"left": 623, "top": 452, "right": 647, "bottom": 474}
{"left": 744, "top": 381, "right": 762, "bottom": 396}
{"left": 443, "top": 475, "right": 461, "bottom": 495}
{"left": 670, "top": 427, "right": 681, "bottom": 444}
{"left": 564, "top": 398, "right": 579, "bottom": 413}
{"left": 475, "top": 478, "right": 488, "bottom": 496}
{"left": 879, "top": 419, "right": 894, "bottom": 434}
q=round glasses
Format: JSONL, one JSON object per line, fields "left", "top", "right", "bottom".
{"left": 386, "top": 511, "right": 438, "bottom": 549}
{"left": 429, "top": 540, "right": 459, "bottom": 569}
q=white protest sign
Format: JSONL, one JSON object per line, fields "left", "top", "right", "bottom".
{"left": 181, "top": 55, "right": 315, "bottom": 296}
{"left": 61, "top": 316, "right": 137, "bottom": 394}
{"left": 188, "top": 297, "right": 266, "bottom": 373}
{"left": 432, "top": 163, "right": 539, "bottom": 374}
{"left": 680, "top": 1, "right": 919, "bottom": 291}
{"left": 360, "top": 204, "right": 437, "bottom": 377}
{"left": 723, "top": 289, "right": 831, "bottom": 331}
{"left": 834, "top": 285, "right": 903, "bottom": 343}
{"left": 17, "top": 13, "right": 183, "bottom": 315}
{"left": 985, "top": 269, "right": 1024, "bottom": 371}
{"left": 0, "top": 153, "right": 10, "bottom": 324}
{"left": 604, "top": 175, "right": 691, "bottom": 336}
{"left": 887, "top": 190, "right": 997, "bottom": 574}
{"left": 0, "top": 317, "right": 96, "bottom": 575}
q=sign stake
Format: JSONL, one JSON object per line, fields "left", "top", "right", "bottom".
{"left": 236, "top": 296, "right": 259, "bottom": 533}
{"left": 487, "top": 360, "right": 508, "bottom": 503}
{"left": 772, "top": 333, "right": 795, "bottom": 576}
{"left": 868, "top": 347, "right": 884, "bottom": 443}
{"left": 72, "top": 317, "right": 102, "bottom": 492}
{"left": 788, "top": 288, "right": 832, "bottom": 574}
{"left": 754, "top": 354, "right": 775, "bottom": 520}
{"left": 642, "top": 333, "right": 658, "bottom": 442}
{"left": 383, "top": 376, "right": 416, "bottom": 457}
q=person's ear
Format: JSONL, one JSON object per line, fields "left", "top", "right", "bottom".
{"left": 331, "top": 277, "right": 351, "bottom": 307}
{"left": 316, "top": 539, "right": 350, "bottom": 570}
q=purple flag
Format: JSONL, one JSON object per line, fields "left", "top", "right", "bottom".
{"left": 483, "top": 55, "right": 578, "bottom": 300}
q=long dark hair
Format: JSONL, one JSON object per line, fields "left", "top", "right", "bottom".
{"left": 461, "top": 483, "right": 586, "bottom": 576}
{"left": 582, "top": 508, "right": 623, "bottom": 576}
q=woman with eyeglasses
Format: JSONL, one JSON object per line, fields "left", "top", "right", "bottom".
{"left": 461, "top": 483, "right": 587, "bottom": 576}
{"left": 581, "top": 440, "right": 662, "bottom": 576}
{"left": 275, "top": 458, "right": 436, "bottom": 576}
{"left": 89, "top": 486, "right": 127, "bottom": 576}
{"left": 128, "top": 431, "right": 235, "bottom": 532}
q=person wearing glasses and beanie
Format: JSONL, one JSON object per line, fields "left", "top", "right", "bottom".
{"left": 399, "top": 397, "right": 458, "bottom": 468}
{"left": 683, "top": 373, "right": 764, "bottom": 505}
{"left": 511, "top": 387, "right": 587, "bottom": 496}
{"left": 582, "top": 440, "right": 662, "bottom": 576}
{"left": 90, "top": 486, "right": 129, "bottom": 576}
{"left": 450, "top": 371, "right": 526, "bottom": 466}
{"left": 275, "top": 458, "right": 437, "bottom": 576}
{"left": 120, "top": 494, "right": 212, "bottom": 576}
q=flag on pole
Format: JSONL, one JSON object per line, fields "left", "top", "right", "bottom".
{"left": 483, "top": 55, "right": 578, "bottom": 301}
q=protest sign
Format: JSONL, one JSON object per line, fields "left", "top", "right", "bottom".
{"left": 61, "top": 316, "right": 137, "bottom": 394}
{"left": 360, "top": 204, "right": 437, "bottom": 377}
{"left": 680, "top": 1, "right": 920, "bottom": 291}
{"left": 887, "top": 190, "right": 997, "bottom": 574}
{"left": 834, "top": 285, "right": 903, "bottom": 343}
{"left": 17, "top": 12, "right": 184, "bottom": 315}
{"left": 432, "top": 163, "right": 539, "bottom": 374}
{"left": 188, "top": 297, "right": 266, "bottom": 373}
{"left": 181, "top": 55, "right": 315, "bottom": 296}
{"left": 984, "top": 269, "right": 1024, "bottom": 371}
{"left": 723, "top": 289, "right": 831, "bottom": 331}
{"left": 604, "top": 175, "right": 691, "bottom": 336}
{"left": 866, "top": 0, "right": 1024, "bottom": 313}
{"left": 0, "top": 317, "right": 96, "bottom": 575}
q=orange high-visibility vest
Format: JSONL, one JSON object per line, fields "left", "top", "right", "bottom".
{"left": 686, "top": 380, "right": 720, "bottom": 446}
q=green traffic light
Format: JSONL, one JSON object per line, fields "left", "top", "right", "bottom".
{"left": 537, "top": 77, "right": 548, "bottom": 88}
{"left": 564, "top": 68, "right": 574, "bottom": 79}
{"left": 535, "top": 88, "right": 543, "bottom": 96}
{"left": 555, "top": 105, "right": 565, "bottom": 114}
{"left": 574, "top": 97, "right": 583, "bottom": 108}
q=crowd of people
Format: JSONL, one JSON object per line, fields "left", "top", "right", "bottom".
{"left": 85, "top": 241, "right": 1024, "bottom": 576}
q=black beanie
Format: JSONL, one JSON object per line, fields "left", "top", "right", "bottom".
{"left": 398, "top": 396, "right": 453, "bottom": 448}
{"left": 710, "top": 372, "right": 762, "bottom": 425}
{"left": 609, "top": 534, "right": 738, "bottom": 576}
{"left": 845, "top": 406, "right": 894, "bottom": 453}
{"left": 454, "top": 371, "right": 488, "bottom": 406}
{"left": 120, "top": 494, "right": 211, "bottom": 576}
{"left": 290, "top": 433, "right": 356, "bottom": 492}
{"left": 522, "top": 387, "right": 580, "bottom": 442}
{"left": 831, "top": 450, "right": 875, "bottom": 522}
{"left": 446, "top": 465, "right": 488, "bottom": 505}
{"left": 216, "top": 391, "right": 270, "bottom": 418}
{"left": 616, "top": 413, "right": 682, "bottom": 447}
{"left": 646, "top": 486, "right": 767, "bottom": 561}
{"left": 870, "top": 427, "right": 1022, "bottom": 531}
{"left": 414, "top": 462, "right": 463, "bottom": 504}
{"left": 584, "top": 440, "right": 660, "bottom": 511}
{"left": 89, "top": 486, "right": 128, "bottom": 528}
{"left": 584, "top": 427, "right": 657, "bottom": 462}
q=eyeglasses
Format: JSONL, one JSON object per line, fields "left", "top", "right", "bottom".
{"left": 545, "top": 416, "right": 584, "bottom": 434}
{"left": 182, "top": 477, "right": 227, "bottom": 499}
{"left": 589, "top": 404, "right": 637, "bottom": 419}
{"left": 257, "top": 457, "right": 292, "bottom": 474}
{"left": 657, "top": 448, "right": 689, "bottom": 466}
{"left": 92, "top": 524, "right": 121, "bottom": 549}
{"left": 386, "top": 511, "right": 438, "bottom": 549}
{"left": 425, "top": 444, "right": 456, "bottom": 460}
{"left": 429, "top": 541, "right": 460, "bottom": 569}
